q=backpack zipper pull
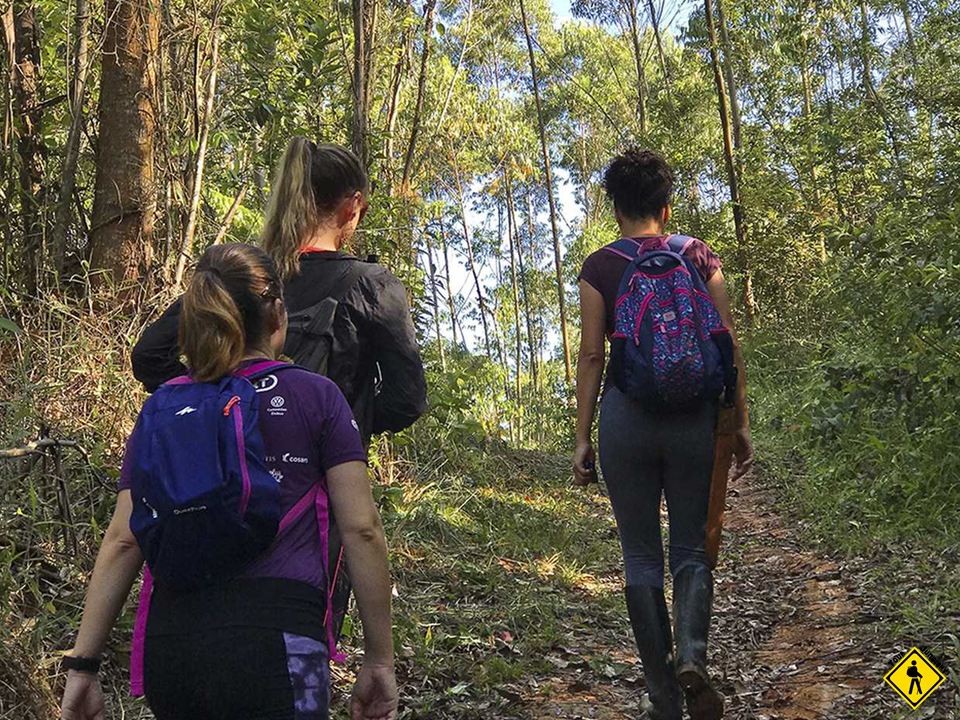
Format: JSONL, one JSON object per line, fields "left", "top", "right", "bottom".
{"left": 143, "top": 497, "right": 158, "bottom": 519}
{"left": 223, "top": 396, "right": 241, "bottom": 416}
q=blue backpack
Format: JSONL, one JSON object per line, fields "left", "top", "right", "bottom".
{"left": 606, "top": 235, "right": 736, "bottom": 410}
{"left": 128, "top": 361, "right": 298, "bottom": 591}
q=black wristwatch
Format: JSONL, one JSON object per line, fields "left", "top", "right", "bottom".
{"left": 62, "top": 655, "right": 101, "bottom": 674}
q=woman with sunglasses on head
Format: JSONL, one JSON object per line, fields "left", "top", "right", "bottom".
{"left": 133, "top": 138, "right": 427, "bottom": 447}
{"left": 61, "top": 243, "right": 397, "bottom": 720}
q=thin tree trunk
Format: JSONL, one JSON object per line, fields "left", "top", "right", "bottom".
{"left": 524, "top": 188, "right": 541, "bottom": 391}
{"left": 703, "top": 0, "right": 755, "bottom": 322}
{"left": 901, "top": 0, "right": 916, "bottom": 63}
{"left": 351, "top": 0, "right": 370, "bottom": 169}
{"left": 646, "top": 0, "right": 670, "bottom": 85}
{"left": 175, "top": 23, "right": 219, "bottom": 285}
{"left": 453, "top": 162, "right": 492, "bottom": 361}
{"left": 858, "top": 0, "right": 908, "bottom": 192}
{"left": 800, "top": 27, "right": 827, "bottom": 261}
{"left": 51, "top": 0, "right": 91, "bottom": 273}
{"left": 412, "top": 0, "right": 473, "bottom": 181}
{"left": 1, "top": 7, "right": 15, "bottom": 279}
{"left": 90, "top": 0, "right": 159, "bottom": 286}
{"left": 11, "top": 2, "right": 44, "bottom": 293}
{"left": 425, "top": 228, "right": 446, "bottom": 370}
{"left": 716, "top": 0, "right": 742, "bottom": 167}
{"left": 439, "top": 212, "right": 458, "bottom": 348}
{"left": 624, "top": 0, "right": 647, "bottom": 133}
{"left": 399, "top": 0, "right": 437, "bottom": 196}
{"left": 384, "top": 25, "right": 411, "bottom": 183}
{"left": 504, "top": 172, "right": 522, "bottom": 407}
{"left": 212, "top": 182, "right": 248, "bottom": 245}
{"left": 519, "top": 0, "right": 573, "bottom": 384}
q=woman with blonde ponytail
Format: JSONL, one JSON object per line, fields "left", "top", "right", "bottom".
{"left": 63, "top": 243, "right": 398, "bottom": 720}
{"left": 134, "top": 137, "right": 426, "bottom": 445}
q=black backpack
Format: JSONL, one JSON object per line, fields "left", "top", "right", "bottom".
{"left": 282, "top": 261, "right": 364, "bottom": 376}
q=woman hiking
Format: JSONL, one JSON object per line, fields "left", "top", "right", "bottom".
{"left": 132, "top": 138, "right": 427, "bottom": 447}
{"left": 61, "top": 243, "right": 398, "bottom": 720}
{"left": 573, "top": 149, "right": 754, "bottom": 720}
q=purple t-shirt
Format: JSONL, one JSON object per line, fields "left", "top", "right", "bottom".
{"left": 118, "top": 360, "right": 367, "bottom": 589}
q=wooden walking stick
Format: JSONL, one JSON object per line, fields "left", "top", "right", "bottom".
{"left": 706, "top": 367, "right": 738, "bottom": 569}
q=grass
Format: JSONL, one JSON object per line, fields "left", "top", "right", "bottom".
{"left": 345, "top": 436, "right": 627, "bottom": 718}
{"left": 0, "top": 291, "right": 631, "bottom": 719}
{"left": 745, "top": 328, "right": 960, "bottom": 698}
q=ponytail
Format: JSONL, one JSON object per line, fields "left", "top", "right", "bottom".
{"left": 260, "top": 136, "right": 369, "bottom": 282}
{"left": 260, "top": 137, "right": 317, "bottom": 282}
{"left": 179, "top": 270, "right": 247, "bottom": 382}
{"left": 179, "top": 244, "right": 284, "bottom": 382}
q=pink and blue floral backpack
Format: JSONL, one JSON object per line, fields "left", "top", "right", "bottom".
{"left": 606, "top": 235, "right": 736, "bottom": 410}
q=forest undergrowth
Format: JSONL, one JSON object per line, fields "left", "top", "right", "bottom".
{"left": 2, "top": 264, "right": 960, "bottom": 718}
{"left": 0, "top": 288, "right": 631, "bottom": 719}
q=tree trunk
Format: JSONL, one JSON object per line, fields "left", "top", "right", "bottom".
{"left": 399, "top": 0, "right": 437, "bottom": 196}
{"left": 519, "top": 0, "right": 573, "bottom": 384}
{"left": 716, "top": 0, "right": 742, "bottom": 167}
{"left": 89, "top": 0, "right": 159, "bottom": 286}
{"left": 212, "top": 182, "right": 248, "bottom": 245}
{"left": 901, "top": 0, "right": 916, "bottom": 63}
{"left": 453, "top": 163, "right": 492, "bottom": 361}
{"left": 351, "top": 0, "right": 370, "bottom": 169}
{"left": 384, "top": 24, "right": 411, "bottom": 183}
{"left": 524, "top": 189, "right": 541, "bottom": 391}
{"left": 703, "top": 0, "right": 755, "bottom": 322}
{"left": 11, "top": 2, "right": 44, "bottom": 293}
{"left": 800, "top": 26, "right": 827, "bottom": 262}
{"left": 412, "top": 0, "right": 473, "bottom": 181}
{"left": 504, "top": 172, "right": 523, "bottom": 407}
{"left": 624, "top": 0, "right": 647, "bottom": 133}
{"left": 1, "top": 7, "right": 15, "bottom": 279}
{"left": 645, "top": 0, "right": 670, "bottom": 85}
{"left": 425, "top": 228, "right": 446, "bottom": 370}
{"left": 439, "top": 213, "right": 459, "bottom": 349}
{"left": 858, "top": 0, "right": 908, "bottom": 192}
{"left": 51, "top": 0, "right": 91, "bottom": 273}
{"left": 175, "top": 24, "right": 219, "bottom": 285}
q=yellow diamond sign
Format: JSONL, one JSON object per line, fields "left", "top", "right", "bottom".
{"left": 884, "top": 647, "right": 945, "bottom": 709}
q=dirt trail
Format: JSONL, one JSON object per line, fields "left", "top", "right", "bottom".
{"left": 524, "top": 473, "right": 904, "bottom": 720}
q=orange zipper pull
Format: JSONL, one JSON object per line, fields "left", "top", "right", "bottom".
{"left": 223, "top": 396, "right": 241, "bottom": 416}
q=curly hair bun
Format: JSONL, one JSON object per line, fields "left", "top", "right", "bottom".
{"left": 603, "top": 148, "right": 675, "bottom": 220}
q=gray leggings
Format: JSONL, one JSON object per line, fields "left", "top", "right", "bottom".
{"left": 598, "top": 386, "right": 717, "bottom": 588}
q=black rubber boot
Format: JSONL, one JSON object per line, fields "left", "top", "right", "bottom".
{"left": 673, "top": 564, "right": 724, "bottom": 720}
{"left": 625, "top": 585, "right": 683, "bottom": 720}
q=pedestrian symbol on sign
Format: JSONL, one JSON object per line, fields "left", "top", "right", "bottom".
{"left": 884, "top": 647, "right": 945, "bottom": 709}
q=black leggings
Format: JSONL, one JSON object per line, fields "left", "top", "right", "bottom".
{"left": 145, "top": 626, "right": 330, "bottom": 720}
{"left": 598, "top": 386, "right": 717, "bottom": 587}
{"left": 143, "top": 578, "right": 330, "bottom": 720}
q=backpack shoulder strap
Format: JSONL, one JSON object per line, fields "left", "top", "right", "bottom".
{"left": 666, "top": 234, "right": 697, "bottom": 256}
{"left": 235, "top": 360, "right": 303, "bottom": 382}
{"left": 325, "top": 259, "right": 366, "bottom": 305}
{"left": 602, "top": 238, "right": 643, "bottom": 261}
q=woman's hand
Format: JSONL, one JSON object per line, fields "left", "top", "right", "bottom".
{"left": 732, "top": 427, "right": 755, "bottom": 480}
{"left": 573, "top": 441, "right": 598, "bottom": 486}
{"left": 351, "top": 662, "right": 398, "bottom": 720}
{"left": 61, "top": 671, "right": 106, "bottom": 720}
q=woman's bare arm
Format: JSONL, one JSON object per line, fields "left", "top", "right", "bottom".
{"left": 325, "top": 461, "right": 394, "bottom": 664}
{"left": 574, "top": 280, "right": 607, "bottom": 484}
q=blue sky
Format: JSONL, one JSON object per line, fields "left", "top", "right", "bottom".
{"left": 550, "top": 0, "right": 573, "bottom": 22}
